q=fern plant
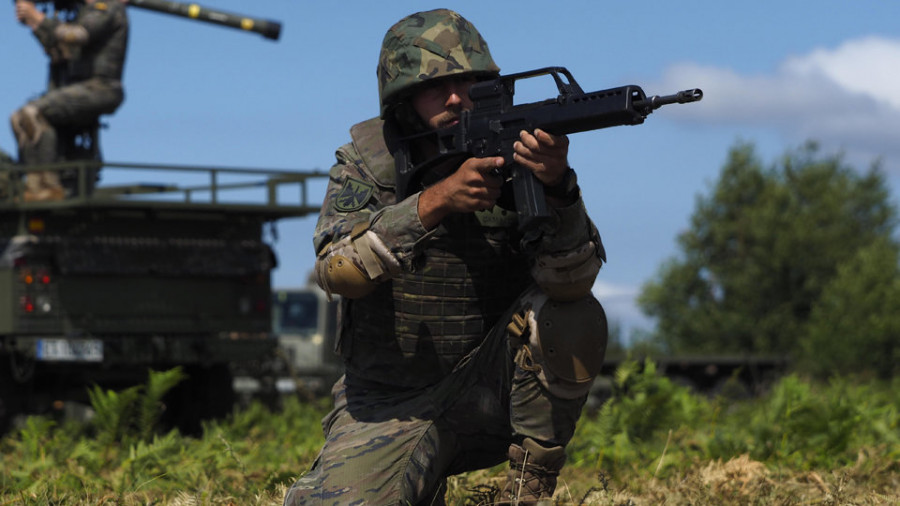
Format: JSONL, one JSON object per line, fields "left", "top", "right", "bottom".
{"left": 569, "top": 359, "right": 710, "bottom": 473}
{"left": 139, "top": 367, "right": 188, "bottom": 442}
{"left": 88, "top": 367, "right": 187, "bottom": 447}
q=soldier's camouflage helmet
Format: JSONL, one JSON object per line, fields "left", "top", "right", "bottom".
{"left": 377, "top": 9, "right": 500, "bottom": 119}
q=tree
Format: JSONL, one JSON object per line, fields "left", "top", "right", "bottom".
{"left": 801, "top": 238, "right": 900, "bottom": 379}
{"left": 637, "top": 141, "right": 898, "bottom": 358}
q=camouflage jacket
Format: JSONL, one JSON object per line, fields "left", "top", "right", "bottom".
{"left": 314, "top": 118, "right": 602, "bottom": 273}
{"left": 314, "top": 117, "right": 604, "bottom": 388}
{"left": 33, "top": 0, "right": 129, "bottom": 84}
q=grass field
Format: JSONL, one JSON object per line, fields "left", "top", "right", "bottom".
{"left": 1, "top": 365, "right": 898, "bottom": 505}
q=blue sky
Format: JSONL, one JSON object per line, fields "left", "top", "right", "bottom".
{"left": 4, "top": 1, "right": 899, "bottom": 338}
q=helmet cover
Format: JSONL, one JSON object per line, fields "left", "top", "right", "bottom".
{"left": 377, "top": 9, "right": 500, "bottom": 118}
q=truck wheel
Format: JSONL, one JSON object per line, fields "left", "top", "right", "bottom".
{"left": 162, "top": 364, "right": 236, "bottom": 436}
{"left": 0, "top": 356, "right": 26, "bottom": 435}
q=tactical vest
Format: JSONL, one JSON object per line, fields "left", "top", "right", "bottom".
{"left": 43, "top": 1, "right": 129, "bottom": 85}
{"left": 340, "top": 118, "right": 530, "bottom": 389}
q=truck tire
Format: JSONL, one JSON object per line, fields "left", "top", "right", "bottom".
{"left": 0, "top": 353, "right": 30, "bottom": 435}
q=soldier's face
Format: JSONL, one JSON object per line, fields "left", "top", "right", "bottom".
{"left": 411, "top": 76, "right": 476, "bottom": 130}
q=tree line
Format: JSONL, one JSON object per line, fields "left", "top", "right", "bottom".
{"left": 636, "top": 141, "right": 899, "bottom": 379}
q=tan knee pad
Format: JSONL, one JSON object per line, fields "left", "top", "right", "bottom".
{"left": 11, "top": 105, "right": 51, "bottom": 147}
{"left": 517, "top": 290, "right": 608, "bottom": 399}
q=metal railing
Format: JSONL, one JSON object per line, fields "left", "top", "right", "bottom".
{"left": 0, "top": 159, "right": 329, "bottom": 217}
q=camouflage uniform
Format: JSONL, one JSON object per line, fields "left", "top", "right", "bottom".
{"left": 285, "top": 10, "right": 607, "bottom": 506}
{"left": 0, "top": 149, "right": 14, "bottom": 199}
{"left": 10, "top": 0, "right": 127, "bottom": 198}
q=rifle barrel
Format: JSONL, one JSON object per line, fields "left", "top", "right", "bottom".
{"left": 635, "top": 88, "right": 703, "bottom": 110}
{"left": 128, "top": 0, "right": 281, "bottom": 40}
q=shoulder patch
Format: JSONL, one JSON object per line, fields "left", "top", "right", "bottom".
{"left": 334, "top": 177, "right": 375, "bottom": 212}
{"left": 93, "top": 2, "right": 108, "bottom": 10}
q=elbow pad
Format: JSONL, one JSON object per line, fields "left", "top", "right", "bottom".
{"left": 531, "top": 241, "right": 603, "bottom": 301}
{"left": 315, "top": 223, "right": 401, "bottom": 299}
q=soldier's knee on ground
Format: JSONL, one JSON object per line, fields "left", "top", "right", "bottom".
{"left": 511, "top": 289, "right": 608, "bottom": 399}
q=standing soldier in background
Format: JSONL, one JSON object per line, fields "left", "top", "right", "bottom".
{"left": 10, "top": 0, "right": 127, "bottom": 201}
{"left": 285, "top": 9, "right": 608, "bottom": 506}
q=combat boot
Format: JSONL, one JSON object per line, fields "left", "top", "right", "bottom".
{"left": 498, "top": 437, "right": 566, "bottom": 505}
{"left": 23, "top": 172, "right": 65, "bottom": 202}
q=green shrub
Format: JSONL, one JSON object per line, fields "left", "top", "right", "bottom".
{"left": 708, "top": 374, "right": 900, "bottom": 469}
{"left": 89, "top": 367, "right": 187, "bottom": 447}
{"left": 569, "top": 359, "right": 710, "bottom": 473}
{"left": 2, "top": 366, "right": 898, "bottom": 503}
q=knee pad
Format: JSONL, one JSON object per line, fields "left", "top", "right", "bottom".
{"left": 10, "top": 105, "right": 51, "bottom": 147}
{"left": 515, "top": 290, "right": 608, "bottom": 399}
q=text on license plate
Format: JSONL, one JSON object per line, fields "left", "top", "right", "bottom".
{"left": 36, "top": 339, "right": 104, "bottom": 362}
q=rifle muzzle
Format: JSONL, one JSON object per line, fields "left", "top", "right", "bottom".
{"left": 635, "top": 88, "right": 703, "bottom": 110}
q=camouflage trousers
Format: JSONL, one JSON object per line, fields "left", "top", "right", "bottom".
{"left": 283, "top": 296, "right": 590, "bottom": 506}
{"left": 12, "top": 77, "right": 123, "bottom": 165}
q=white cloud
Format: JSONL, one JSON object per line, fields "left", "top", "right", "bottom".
{"left": 655, "top": 36, "right": 900, "bottom": 173}
{"left": 786, "top": 36, "right": 900, "bottom": 110}
{"left": 592, "top": 279, "right": 638, "bottom": 300}
{"left": 592, "top": 280, "right": 653, "bottom": 340}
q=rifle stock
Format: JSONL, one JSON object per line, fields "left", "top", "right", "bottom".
{"left": 394, "top": 66, "right": 703, "bottom": 232}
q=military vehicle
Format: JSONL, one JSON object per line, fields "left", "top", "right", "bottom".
{"left": 0, "top": 0, "right": 324, "bottom": 433}
{"left": 269, "top": 285, "right": 342, "bottom": 397}
{"left": 0, "top": 153, "right": 326, "bottom": 433}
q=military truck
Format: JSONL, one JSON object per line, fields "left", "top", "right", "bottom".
{"left": 0, "top": 0, "right": 314, "bottom": 433}
{"left": 0, "top": 156, "right": 326, "bottom": 433}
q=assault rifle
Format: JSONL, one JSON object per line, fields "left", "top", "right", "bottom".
{"left": 393, "top": 67, "right": 703, "bottom": 232}
{"left": 13, "top": 0, "right": 281, "bottom": 40}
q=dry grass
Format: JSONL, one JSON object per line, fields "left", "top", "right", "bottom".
{"left": 5, "top": 455, "right": 897, "bottom": 505}
{"left": 440, "top": 452, "right": 900, "bottom": 506}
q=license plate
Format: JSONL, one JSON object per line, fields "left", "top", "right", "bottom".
{"left": 36, "top": 339, "right": 104, "bottom": 362}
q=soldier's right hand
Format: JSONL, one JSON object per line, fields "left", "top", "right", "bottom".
{"left": 15, "top": 1, "right": 44, "bottom": 28}
{"left": 417, "top": 156, "right": 505, "bottom": 229}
